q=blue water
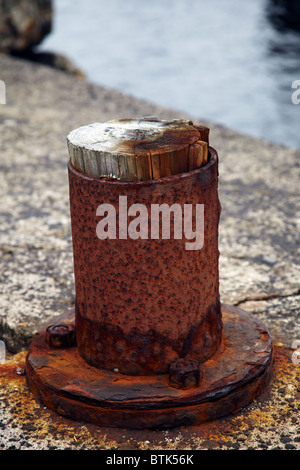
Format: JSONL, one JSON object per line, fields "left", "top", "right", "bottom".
{"left": 39, "top": 0, "right": 300, "bottom": 149}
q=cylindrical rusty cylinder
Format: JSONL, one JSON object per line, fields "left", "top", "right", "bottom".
{"left": 67, "top": 119, "right": 222, "bottom": 375}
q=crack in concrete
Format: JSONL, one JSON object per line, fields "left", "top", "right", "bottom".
{"left": 233, "top": 289, "right": 300, "bottom": 307}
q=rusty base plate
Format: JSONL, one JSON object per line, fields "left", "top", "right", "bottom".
{"left": 26, "top": 304, "right": 273, "bottom": 430}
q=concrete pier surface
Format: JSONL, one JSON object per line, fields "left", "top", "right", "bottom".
{"left": 0, "top": 53, "right": 299, "bottom": 450}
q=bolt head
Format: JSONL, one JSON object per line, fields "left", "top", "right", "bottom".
{"left": 169, "top": 358, "right": 201, "bottom": 389}
{"left": 46, "top": 323, "right": 76, "bottom": 349}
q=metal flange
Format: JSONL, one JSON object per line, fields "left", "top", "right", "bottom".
{"left": 26, "top": 303, "right": 273, "bottom": 430}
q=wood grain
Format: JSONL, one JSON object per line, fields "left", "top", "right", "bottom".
{"left": 67, "top": 118, "right": 210, "bottom": 181}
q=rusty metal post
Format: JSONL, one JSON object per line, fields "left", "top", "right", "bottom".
{"left": 68, "top": 151, "right": 222, "bottom": 375}
{"left": 26, "top": 118, "right": 273, "bottom": 430}
{"left": 67, "top": 119, "right": 222, "bottom": 375}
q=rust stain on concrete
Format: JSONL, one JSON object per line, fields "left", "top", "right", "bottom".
{"left": 0, "top": 343, "right": 298, "bottom": 450}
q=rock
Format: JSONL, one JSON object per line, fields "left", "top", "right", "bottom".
{"left": 0, "top": 0, "right": 83, "bottom": 77}
{"left": 280, "top": 435, "right": 291, "bottom": 443}
{"left": 267, "top": 0, "right": 300, "bottom": 33}
{"left": 285, "top": 444, "right": 296, "bottom": 450}
{"left": 0, "top": 0, "right": 52, "bottom": 53}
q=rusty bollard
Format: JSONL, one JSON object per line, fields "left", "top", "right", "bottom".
{"left": 67, "top": 119, "right": 222, "bottom": 376}
{"left": 26, "top": 118, "right": 273, "bottom": 430}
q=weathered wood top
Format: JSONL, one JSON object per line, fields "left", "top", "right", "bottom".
{"left": 67, "top": 118, "right": 209, "bottom": 181}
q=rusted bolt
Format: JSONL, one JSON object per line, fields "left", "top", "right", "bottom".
{"left": 169, "top": 358, "right": 201, "bottom": 389}
{"left": 46, "top": 323, "right": 76, "bottom": 349}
